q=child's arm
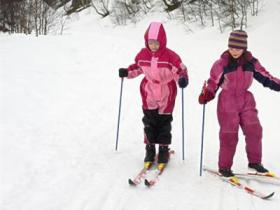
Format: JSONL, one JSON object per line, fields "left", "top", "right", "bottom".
{"left": 206, "top": 59, "right": 224, "bottom": 94}
{"left": 168, "top": 50, "right": 188, "bottom": 81}
{"left": 126, "top": 50, "right": 144, "bottom": 79}
{"left": 253, "top": 58, "right": 280, "bottom": 91}
{"left": 198, "top": 59, "right": 224, "bottom": 104}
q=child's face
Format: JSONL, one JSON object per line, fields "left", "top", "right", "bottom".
{"left": 148, "top": 40, "right": 160, "bottom": 52}
{"left": 229, "top": 48, "right": 244, "bottom": 59}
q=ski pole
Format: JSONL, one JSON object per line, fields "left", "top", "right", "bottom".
{"left": 199, "top": 104, "right": 206, "bottom": 176}
{"left": 181, "top": 88, "right": 185, "bottom": 160}
{"left": 115, "top": 78, "right": 124, "bottom": 151}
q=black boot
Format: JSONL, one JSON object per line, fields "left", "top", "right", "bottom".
{"left": 144, "top": 144, "right": 156, "bottom": 162}
{"left": 219, "top": 168, "right": 235, "bottom": 177}
{"left": 248, "top": 163, "right": 269, "bottom": 173}
{"left": 158, "top": 145, "right": 170, "bottom": 164}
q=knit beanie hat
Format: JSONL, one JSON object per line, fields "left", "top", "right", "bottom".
{"left": 228, "top": 30, "right": 248, "bottom": 49}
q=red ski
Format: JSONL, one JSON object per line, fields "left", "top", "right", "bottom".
{"left": 203, "top": 167, "right": 274, "bottom": 200}
{"left": 128, "top": 161, "right": 154, "bottom": 186}
{"left": 235, "top": 171, "right": 280, "bottom": 185}
{"left": 144, "top": 150, "right": 175, "bottom": 187}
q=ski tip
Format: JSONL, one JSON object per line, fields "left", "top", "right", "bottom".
{"left": 128, "top": 179, "right": 137, "bottom": 186}
{"left": 144, "top": 179, "right": 151, "bottom": 187}
{"left": 266, "top": 172, "right": 277, "bottom": 177}
{"left": 262, "top": 192, "right": 275, "bottom": 200}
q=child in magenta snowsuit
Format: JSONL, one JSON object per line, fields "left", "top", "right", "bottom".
{"left": 119, "top": 22, "right": 188, "bottom": 164}
{"left": 198, "top": 30, "right": 280, "bottom": 177}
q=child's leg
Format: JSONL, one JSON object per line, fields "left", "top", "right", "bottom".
{"left": 240, "top": 92, "right": 262, "bottom": 164}
{"left": 142, "top": 109, "right": 158, "bottom": 144}
{"left": 142, "top": 109, "right": 158, "bottom": 162}
{"left": 155, "top": 113, "right": 173, "bottom": 163}
{"left": 157, "top": 114, "right": 173, "bottom": 145}
{"left": 218, "top": 112, "right": 240, "bottom": 169}
{"left": 217, "top": 93, "right": 240, "bottom": 169}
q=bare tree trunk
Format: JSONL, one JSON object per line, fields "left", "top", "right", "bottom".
{"left": 162, "top": 0, "right": 182, "bottom": 12}
{"left": 91, "top": 0, "right": 110, "bottom": 18}
{"left": 252, "top": 0, "right": 259, "bottom": 16}
{"left": 239, "top": 0, "right": 247, "bottom": 30}
{"left": 216, "top": 0, "right": 224, "bottom": 33}
{"left": 44, "top": 16, "right": 47, "bottom": 35}
{"left": 188, "top": 3, "right": 198, "bottom": 22}
{"left": 34, "top": 0, "right": 40, "bottom": 36}
{"left": 198, "top": 0, "right": 204, "bottom": 25}
{"left": 142, "top": 0, "right": 152, "bottom": 11}
{"left": 59, "top": 15, "right": 67, "bottom": 35}
{"left": 209, "top": 0, "right": 214, "bottom": 26}
{"left": 230, "top": 0, "right": 236, "bottom": 29}
{"left": 180, "top": 1, "right": 186, "bottom": 22}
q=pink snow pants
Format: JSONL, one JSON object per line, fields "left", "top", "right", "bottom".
{"left": 217, "top": 90, "right": 262, "bottom": 169}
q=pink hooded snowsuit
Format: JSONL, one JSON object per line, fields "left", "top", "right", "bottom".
{"left": 127, "top": 22, "right": 188, "bottom": 114}
{"left": 126, "top": 22, "right": 188, "bottom": 145}
{"left": 207, "top": 51, "right": 280, "bottom": 169}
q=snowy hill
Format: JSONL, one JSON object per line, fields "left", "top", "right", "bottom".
{"left": 1, "top": 1, "right": 280, "bottom": 210}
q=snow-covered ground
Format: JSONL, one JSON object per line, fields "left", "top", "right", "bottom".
{"left": 1, "top": 1, "right": 280, "bottom": 210}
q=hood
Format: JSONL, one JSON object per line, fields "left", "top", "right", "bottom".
{"left": 144, "top": 22, "right": 167, "bottom": 53}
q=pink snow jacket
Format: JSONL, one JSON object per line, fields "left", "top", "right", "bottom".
{"left": 127, "top": 22, "right": 188, "bottom": 114}
{"left": 206, "top": 50, "right": 280, "bottom": 95}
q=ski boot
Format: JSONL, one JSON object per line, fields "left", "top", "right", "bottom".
{"left": 157, "top": 145, "right": 170, "bottom": 170}
{"left": 144, "top": 144, "right": 156, "bottom": 169}
{"left": 219, "top": 168, "right": 239, "bottom": 183}
{"left": 248, "top": 163, "right": 269, "bottom": 173}
{"left": 219, "top": 168, "right": 235, "bottom": 177}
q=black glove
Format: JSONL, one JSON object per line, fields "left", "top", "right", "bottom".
{"left": 178, "top": 77, "right": 188, "bottom": 88}
{"left": 119, "top": 68, "right": 128, "bottom": 78}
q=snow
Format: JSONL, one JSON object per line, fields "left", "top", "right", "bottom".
{"left": 1, "top": 1, "right": 280, "bottom": 210}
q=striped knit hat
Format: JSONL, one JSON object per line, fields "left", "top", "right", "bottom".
{"left": 228, "top": 30, "right": 248, "bottom": 49}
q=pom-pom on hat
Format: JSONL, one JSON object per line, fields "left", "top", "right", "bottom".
{"left": 228, "top": 30, "right": 248, "bottom": 49}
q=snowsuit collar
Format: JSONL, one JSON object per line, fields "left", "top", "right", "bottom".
{"left": 220, "top": 50, "right": 254, "bottom": 66}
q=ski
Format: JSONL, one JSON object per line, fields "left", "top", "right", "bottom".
{"left": 203, "top": 167, "right": 275, "bottom": 200}
{"left": 235, "top": 171, "right": 279, "bottom": 179}
{"left": 128, "top": 161, "right": 155, "bottom": 186}
{"left": 144, "top": 150, "right": 175, "bottom": 187}
{"left": 235, "top": 171, "right": 280, "bottom": 185}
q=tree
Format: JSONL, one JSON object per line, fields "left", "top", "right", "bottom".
{"left": 91, "top": 0, "right": 110, "bottom": 18}
{"left": 162, "top": 0, "right": 182, "bottom": 12}
{"left": 43, "top": 0, "right": 71, "bottom": 9}
{"left": 0, "top": 0, "right": 263, "bottom": 34}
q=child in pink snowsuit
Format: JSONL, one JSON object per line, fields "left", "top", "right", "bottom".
{"left": 119, "top": 22, "right": 188, "bottom": 164}
{"left": 198, "top": 30, "right": 280, "bottom": 177}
